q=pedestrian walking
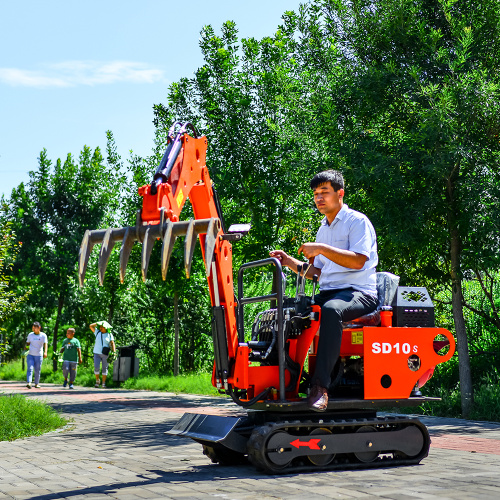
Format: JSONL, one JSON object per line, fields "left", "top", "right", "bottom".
{"left": 26, "top": 321, "right": 48, "bottom": 389}
{"left": 89, "top": 320, "right": 116, "bottom": 388}
{"left": 59, "top": 328, "right": 82, "bottom": 389}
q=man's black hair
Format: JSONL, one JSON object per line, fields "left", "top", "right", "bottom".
{"left": 32, "top": 321, "right": 41, "bottom": 328}
{"left": 310, "top": 170, "right": 344, "bottom": 191}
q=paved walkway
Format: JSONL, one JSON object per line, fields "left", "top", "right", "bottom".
{"left": 1, "top": 381, "right": 500, "bottom": 500}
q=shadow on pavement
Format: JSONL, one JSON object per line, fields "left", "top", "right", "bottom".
{"left": 31, "top": 467, "right": 272, "bottom": 500}
{"left": 57, "top": 418, "right": 192, "bottom": 449}
{"left": 417, "top": 415, "right": 500, "bottom": 435}
{"left": 48, "top": 395, "right": 235, "bottom": 413}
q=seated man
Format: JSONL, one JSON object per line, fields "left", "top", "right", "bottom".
{"left": 270, "top": 169, "right": 378, "bottom": 411}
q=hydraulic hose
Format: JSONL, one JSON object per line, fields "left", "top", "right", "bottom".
{"left": 149, "top": 122, "right": 200, "bottom": 195}
{"left": 227, "top": 385, "right": 273, "bottom": 408}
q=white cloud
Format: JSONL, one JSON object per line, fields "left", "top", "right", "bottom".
{"left": 0, "top": 68, "right": 70, "bottom": 88}
{"left": 0, "top": 61, "right": 165, "bottom": 88}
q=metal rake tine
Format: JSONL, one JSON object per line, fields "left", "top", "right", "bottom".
{"left": 119, "top": 227, "right": 136, "bottom": 284}
{"left": 204, "top": 218, "right": 220, "bottom": 277}
{"left": 141, "top": 226, "right": 158, "bottom": 282}
{"left": 184, "top": 220, "right": 197, "bottom": 279}
{"left": 161, "top": 220, "right": 176, "bottom": 280}
{"left": 78, "top": 230, "right": 94, "bottom": 287}
{"left": 98, "top": 228, "right": 116, "bottom": 286}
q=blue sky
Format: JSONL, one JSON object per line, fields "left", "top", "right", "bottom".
{"left": 0, "top": 0, "right": 303, "bottom": 199}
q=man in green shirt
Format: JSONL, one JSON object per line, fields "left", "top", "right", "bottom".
{"left": 60, "top": 328, "right": 82, "bottom": 389}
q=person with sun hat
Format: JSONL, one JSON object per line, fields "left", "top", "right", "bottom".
{"left": 89, "top": 320, "right": 116, "bottom": 388}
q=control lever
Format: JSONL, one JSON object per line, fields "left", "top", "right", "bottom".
{"left": 300, "top": 262, "right": 312, "bottom": 296}
{"left": 311, "top": 274, "right": 318, "bottom": 304}
{"left": 295, "top": 264, "right": 301, "bottom": 301}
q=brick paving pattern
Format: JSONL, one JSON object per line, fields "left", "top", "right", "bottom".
{"left": 1, "top": 381, "right": 499, "bottom": 499}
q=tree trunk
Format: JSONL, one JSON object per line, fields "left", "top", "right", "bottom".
{"left": 447, "top": 163, "right": 473, "bottom": 418}
{"left": 450, "top": 229, "right": 473, "bottom": 418}
{"left": 174, "top": 291, "right": 180, "bottom": 376}
{"left": 53, "top": 293, "right": 64, "bottom": 371}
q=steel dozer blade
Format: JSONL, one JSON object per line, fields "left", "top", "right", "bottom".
{"left": 78, "top": 217, "right": 221, "bottom": 286}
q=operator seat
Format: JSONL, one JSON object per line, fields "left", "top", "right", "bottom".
{"left": 342, "top": 271, "right": 400, "bottom": 329}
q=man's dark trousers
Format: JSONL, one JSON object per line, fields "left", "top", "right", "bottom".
{"left": 312, "top": 288, "right": 378, "bottom": 389}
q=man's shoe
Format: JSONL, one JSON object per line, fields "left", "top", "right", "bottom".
{"left": 69, "top": 384, "right": 74, "bottom": 389}
{"left": 63, "top": 380, "right": 68, "bottom": 388}
{"left": 34, "top": 384, "right": 40, "bottom": 388}
{"left": 26, "top": 383, "right": 32, "bottom": 389}
{"left": 308, "top": 385, "right": 328, "bottom": 412}
{"left": 95, "top": 383, "right": 100, "bottom": 388}
{"left": 102, "top": 384, "right": 106, "bottom": 389}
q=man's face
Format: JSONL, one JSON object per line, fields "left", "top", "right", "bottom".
{"left": 32, "top": 325, "right": 41, "bottom": 334}
{"left": 313, "top": 182, "right": 344, "bottom": 217}
{"left": 99, "top": 326, "right": 107, "bottom": 333}
{"left": 66, "top": 330, "right": 75, "bottom": 339}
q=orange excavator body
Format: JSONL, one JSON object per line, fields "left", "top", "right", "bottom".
{"left": 79, "top": 123, "right": 456, "bottom": 473}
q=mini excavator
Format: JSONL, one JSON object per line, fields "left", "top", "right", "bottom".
{"left": 79, "top": 122, "right": 455, "bottom": 473}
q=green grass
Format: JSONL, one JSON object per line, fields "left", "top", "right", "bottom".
{"left": 0, "top": 359, "right": 223, "bottom": 396}
{"left": 0, "top": 394, "right": 67, "bottom": 441}
{"left": 122, "top": 372, "right": 221, "bottom": 396}
{"left": 383, "top": 381, "right": 500, "bottom": 423}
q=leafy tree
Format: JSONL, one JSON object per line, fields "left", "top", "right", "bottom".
{"left": 155, "top": 20, "right": 321, "bottom": 265}
{"left": 0, "top": 205, "right": 30, "bottom": 361}
{"left": 147, "top": 20, "right": 336, "bottom": 375}
{"left": 283, "top": 0, "right": 500, "bottom": 417}
{"left": 6, "top": 133, "right": 127, "bottom": 369}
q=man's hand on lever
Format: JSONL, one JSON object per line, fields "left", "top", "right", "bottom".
{"left": 297, "top": 243, "right": 323, "bottom": 260}
{"left": 269, "top": 249, "right": 320, "bottom": 280}
{"left": 299, "top": 242, "right": 368, "bottom": 270}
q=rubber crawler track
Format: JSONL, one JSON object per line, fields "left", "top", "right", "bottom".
{"left": 246, "top": 415, "right": 430, "bottom": 474}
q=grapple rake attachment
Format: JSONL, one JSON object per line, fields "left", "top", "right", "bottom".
{"left": 78, "top": 216, "right": 221, "bottom": 286}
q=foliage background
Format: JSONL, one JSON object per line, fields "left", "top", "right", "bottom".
{"left": 1, "top": 0, "right": 499, "bottom": 418}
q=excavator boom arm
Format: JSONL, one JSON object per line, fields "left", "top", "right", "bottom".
{"left": 78, "top": 124, "right": 240, "bottom": 383}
